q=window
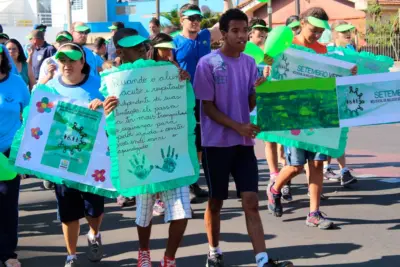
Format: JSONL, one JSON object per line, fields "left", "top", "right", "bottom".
{"left": 72, "top": 0, "right": 84, "bottom": 10}
{"left": 116, "top": 6, "right": 137, "bottom": 15}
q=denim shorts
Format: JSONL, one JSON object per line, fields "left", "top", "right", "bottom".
{"left": 285, "top": 147, "right": 328, "bottom": 166}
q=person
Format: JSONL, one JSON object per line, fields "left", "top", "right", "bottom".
{"left": 23, "top": 34, "right": 34, "bottom": 59}
{"left": 46, "top": 43, "right": 105, "bottom": 267}
{"left": 248, "top": 17, "right": 270, "bottom": 51}
{"left": 71, "top": 22, "right": 103, "bottom": 75}
{"left": 149, "top": 17, "right": 161, "bottom": 39}
{"left": 38, "top": 31, "right": 74, "bottom": 85}
{"left": 0, "top": 45, "right": 30, "bottom": 267}
{"left": 194, "top": 9, "right": 293, "bottom": 267}
{"left": 174, "top": 1, "right": 232, "bottom": 199}
{"left": 0, "top": 33, "right": 10, "bottom": 44}
{"left": 286, "top": 15, "right": 301, "bottom": 36}
{"left": 31, "top": 29, "right": 56, "bottom": 80}
{"left": 93, "top": 37, "right": 107, "bottom": 61}
{"left": 103, "top": 28, "right": 192, "bottom": 267}
{"left": 106, "top": 21, "right": 125, "bottom": 61}
{"left": 267, "top": 7, "right": 335, "bottom": 229}
{"left": 33, "top": 24, "right": 47, "bottom": 33}
{"left": 5, "top": 39, "right": 36, "bottom": 90}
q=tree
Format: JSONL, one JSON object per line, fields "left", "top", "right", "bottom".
{"left": 161, "top": 8, "right": 221, "bottom": 31}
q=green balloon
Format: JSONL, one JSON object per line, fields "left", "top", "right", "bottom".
{"left": 259, "top": 0, "right": 270, "bottom": 2}
{"left": 264, "top": 26, "right": 294, "bottom": 57}
{"left": 0, "top": 153, "right": 17, "bottom": 181}
{"left": 243, "top": 41, "right": 264, "bottom": 64}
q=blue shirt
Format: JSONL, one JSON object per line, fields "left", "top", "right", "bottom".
{"left": 106, "top": 38, "right": 117, "bottom": 61}
{"left": 83, "top": 46, "right": 102, "bottom": 77}
{"left": 32, "top": 42, "right": 56, "bottom": 80}
{"left": 173, "top": 29, "right": 211, "bottom": 84}
{"left": 1, "top": 44, "right": 18, "bottom": 75}
{"left": 0, "top": 73, "right": 30, "bottom": 152}
{"left": 46, "top": 74, "right": 104, "bottom": 102}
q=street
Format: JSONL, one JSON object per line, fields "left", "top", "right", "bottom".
{"left": 16, "top": 124, "right": 400, "bottom": 266}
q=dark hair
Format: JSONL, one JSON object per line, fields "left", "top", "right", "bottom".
{"left": 148, "top": 33, "right": 173, "bottom": 61}
{"left": 56, "top": 30, "right": 73, "bottom": 45}
{"left": 179, "top": 4, "right": 201, "bottom": 17}
{"left": 286, "top": 15, "right": 300, "bottom": 26}
{"left": 0, "top": 46, "right": 12, "bottom": 74}
{"left": 300, "top": 7, "right": 329, "bottom": 21}
{"left": 5, "top": 39, "right": 27, "bottom": 63}
{"left": 59, "top": 42, "right": 90, "bottom": 75}
{"left": 249, "top": 17, "right": 266, "bottom": 28}
{"left": 94, "top": 37, "right": 106, "bottom": 50}
{"left": 149, "top": 17, "right": 161, "bottom": 27}
{"left": 113, "top": 28, "right": 139, "bottom": 48}
{"left": 219, "top": 8, "right": 248, "bottom": 32}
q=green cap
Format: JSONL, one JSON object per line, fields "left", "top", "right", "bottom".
{"left": 56, "top": 33, "right": 73, "bottom": 42}
{"left": 252, "top": 24, "right": 271, "bottom": 32}
{"left": 154, "top": 42, "right": 176, "bottom": 49}
{"left": 307, "top": 16, "right": 330, "bottom": 30}
{"left": 74, "top": 25, "right": 91, "bottom": 33}
{"left": 55, "top": 50, "right": 83, "bottom": 61}
{"left": 108, "top": 25, "right": 118, "bottom": 30}
{"left": 335, "top": 24, "right": 355, "bottom": 32}
{"left": 0, "top": 33, "right": 9, "bottom": 40}
{"left": 117, "top": 35, "right": 148, "bottom": 48}
{"left": 26, "top": 33, "right": 33, "bottom": 40}
{"left": 287, "top": 21, "right": 300, "bottom": 28}
{"left": 182, "top": 10, "right": 203, "bottom": 17}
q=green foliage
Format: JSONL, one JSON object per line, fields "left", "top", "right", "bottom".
{"left": 161, "top": 8, "right": 181, "bottom": 30}
{"left": 160, "top": 8, "right": 220, "bottom": 31}
{"left": 365, "top": 3, "right": 397, "bottom": 46}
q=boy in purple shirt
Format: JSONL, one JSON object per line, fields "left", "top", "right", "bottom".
{"left": 194, "top": 9, "right": 293, "bottom": 267}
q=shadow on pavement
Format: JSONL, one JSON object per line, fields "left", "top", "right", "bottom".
{"left": 298, "top": 255, "right": 400, "bottom": 267}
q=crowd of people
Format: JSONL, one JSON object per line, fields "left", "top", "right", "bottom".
{"left": 0, "top": 1, "right": 362, "bottom": 267}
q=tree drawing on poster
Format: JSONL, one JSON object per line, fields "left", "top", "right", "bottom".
{"left": 101, "top": 60, "right": 199, "bottom": 197}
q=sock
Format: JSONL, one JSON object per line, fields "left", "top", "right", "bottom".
{"left": 309, "top": 210, "right": 319, "bottom": 216}
{"left": 209, "top": 245, "right": 222, "bottom": 256}
{"left": 161, "top": 256, "right": 175, "bottom": 266}
{"left": 270, "top": 185, "right": 280, "bottom": 195}
{"left": 341, "top": 167, "right": 349, "bottom": 174}
{"left": 66, "top": 255, "right": 77, "bottom": 261}
{"left": 256, "top": 252, "right": 269, "bottom": 267}
{"left": 88, "top": 231, "right": 100, "bottom": 241}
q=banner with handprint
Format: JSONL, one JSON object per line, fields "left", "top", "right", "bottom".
{"left": 101, "top": 60, "right": 199, "bottom": 197}
{"left": 9, "top": 85, "right": 117, "bottom": 198}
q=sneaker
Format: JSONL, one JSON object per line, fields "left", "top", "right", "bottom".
{"left": 4, "top": 259, "right": 21, "bottom": 267}
{"left": 87, "top": 233, "right": 103, "bottom": 262}
{"left": 190, "top": 183, "right": 208, "bottom": 198}
{"left": 281, "top": 183, "right": 293, "bottom": 202}
{"left": 341, "top": 170, "right": 357, "bottom": 186}
{"left": 306, "top": 211, "right": 334, "bottom": 229}
{"left": 323, "top": 168, "right": 340, "bottom": 181}
{"left": 263, "top": 259, "right": 294, "bottom": 267}
{"left": 43, "top": 180, "right": 54, "bottom": 190}
{"left": 138, "top": 249, "right": 151, "bottom": 267}
{"left": 206, "top": 253, "right": 224, "bottom": 267}
{"left": 307, "top": 191, "right": 327, "bottom": 200}
{"left": 64, "top": 258, "right": 80, "bottom": 267}
{"left": 160, "top": 256, "right": 176, "bottom": 267}
{"left": 267, "top": 183, "right": 283, "bottom": 217}
{"left": 153, "top": 200, "right": 165, "bottom": 216}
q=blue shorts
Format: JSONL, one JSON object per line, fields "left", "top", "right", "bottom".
{"left": 55, "top": 184, "right": 104, "bottom": 223}
{"left": 285, "top": 147, "right": 328, "bottom": 166}
{"left": 202, "top": 146, "right": 259, "bottom": 200}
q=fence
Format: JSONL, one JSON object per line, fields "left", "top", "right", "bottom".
{"left": 0, "top": 13, "right": 66, "bottom": 28}
{"left": 360, "top": 34, "right": 400, "bottom": 61}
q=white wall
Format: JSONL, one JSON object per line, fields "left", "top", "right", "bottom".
{"left": 3, "top": 26, "right": 64, "bottom": 46}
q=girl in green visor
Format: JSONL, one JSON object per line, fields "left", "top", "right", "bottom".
{"left": 329, "top": 20, "right": 357, "bottom": 51}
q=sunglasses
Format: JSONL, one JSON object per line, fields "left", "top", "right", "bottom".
{"left": 185, "top": 15, "right": 202, "bottom": 22}
{"left": 77, "top": 30, "right": 90, "bottom": 35}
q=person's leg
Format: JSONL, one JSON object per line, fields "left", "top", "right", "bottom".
{"left": 62, "top": 221, "right": 80, "bottom": 255}
{"left": 190, "top": 123, "right": 208, "bottom": 199}
{"left": 0, "top": 175, "right": 21, "bottom": 266}
{"left": 323, "top": 156, "right": 340, "bottom": 181}
{"left": 336, "top": 154, "right": 357, "bottom": 186}
{"left": 264, "top": 142, "right": 279, "bottom": 179}
{"left": 278, "top": 144, "right": 286, "bottom": 166}
{"left": 241, "top": 192, "right": 265, "bottom": 253}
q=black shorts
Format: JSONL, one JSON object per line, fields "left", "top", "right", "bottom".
{"left": 55, "top": 184, "right": 104, "bottom": 223}
{"left": 202, "top": 146, "right": 259, "bottom": 200}
{"left": 195, "top": 124, "right": 202, "bottom": 152}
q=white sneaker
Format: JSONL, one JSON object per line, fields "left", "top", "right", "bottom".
{"left": 4, "top": 259, "right": 21, "bottom": 267}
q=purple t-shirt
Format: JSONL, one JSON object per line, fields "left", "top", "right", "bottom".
{"left": 194, "top": 49, "right": 258, "bottom": 147}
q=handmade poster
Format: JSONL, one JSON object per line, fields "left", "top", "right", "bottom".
{"left": 337, "top": 72, "right": 400, "bottom": 127}
{"left": 101, "top": 60, "right": 199, "bottom": 197}
{"left": 256, "top": 78, "right": 338, "bottom": 131}
{"left": 9, "top": 85, "right": 117, "bottom": 198}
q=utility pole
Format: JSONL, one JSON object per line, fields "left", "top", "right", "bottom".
{"left": 295, "top": 0, "right": 300, "bottom": 16}
{"left": 66, "top": 0, "right": 73, "bottom": 31}
{"left": 267, "top": 0, "right": 272, "bottom": 28}
{"left": 156, "top": 0, "right": 160, "bottom": 20}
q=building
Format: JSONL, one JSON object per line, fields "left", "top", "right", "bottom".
{"left": 376, "top": 0, "right": 400, "bottom": 19}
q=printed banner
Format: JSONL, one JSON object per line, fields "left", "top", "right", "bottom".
{"left": 337, "top": 72, "right": 400, "bottom": 127}
{"left": 256, "top": 78, "right": 338, "bottom": 131}
{"left": 9, "top": 85, "right": 117, "bottom": 198}
{"left": 101, "top": 60, "right": 199, "bottom": 197}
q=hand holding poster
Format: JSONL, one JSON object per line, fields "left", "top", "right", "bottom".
{"left": 101, "top": 60, "right": 199, "bottom": 197}
{"left": 9, "top": 85, "right": 117, "bottom": 198}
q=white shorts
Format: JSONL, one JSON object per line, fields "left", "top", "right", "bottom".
{"left": 135, "top": 186, "right": 192, "bottom": 227}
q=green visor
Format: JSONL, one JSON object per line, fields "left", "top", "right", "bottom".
{"left": 117, "top": 35, "right": 148, "bottom": 48}
{"left": 307, "top": 16, "right": 330, "bottom": 30}
{"left": 108, "top": 25, "right": 118, "bottom": 30}
{"left": 335, "top": 24, "right": 355, "bottom": 32}
{"left": 56, "top": 33, "right": 73, "bottom": 42}
{"left": 74, "top": 25, "right": 91, "bottom": 33}
{"left": 182, "top": 10, "right": 203, "bottom": 17}
{"left": 55, "top": 50, "right": 83, "bottom": 61}
{"left": 252, "top": 24, "right": 271, "bottom": 32}
{"left": 26, "top": 33, "right": 33, "bottom": 40}
{"left": 0, "top": 33, "right": 9, "bottom": 40}
{"left": 154, "top": 42, "right": 176, "bottom": 49}
{"left": 287, "top": 21, "right": 300, "bottom": 28}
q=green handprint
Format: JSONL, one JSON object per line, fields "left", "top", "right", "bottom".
{"left": 128, "top": 154, "right": 153, "bottom": 180}
{"left": 156, "top": 146, "right": 178, "bottom": 173}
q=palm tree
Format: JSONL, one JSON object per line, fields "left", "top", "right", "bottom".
{"left": 161, "top": 8, "right": 221, "bottom": 31}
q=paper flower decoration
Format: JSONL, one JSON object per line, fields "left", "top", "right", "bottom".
{"left": 23, "top": 151, "right": 32, "bottom": 161}
{"left": 31, "top": 127, "right": 43, "bottom": 139}
{"left": 92, "top": 169, "right": 106, "bottom": 182}
{"left": 290, "top": 129, "right": 301, "bottom": 136}
{"left": 36, "top": 97, "right": 54, "bottom": 113}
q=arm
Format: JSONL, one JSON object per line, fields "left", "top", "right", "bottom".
{"left": 208, "top": 0, "right": 233, "bottom": 43}
{"left": 27, "top": 64, "right": 36, "bottom": 90}
{"left": 203, "top": 100, "right": 241, "bottom": 131}
{"left": 249, "top": 93, "right": 256, "bottom": 112}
